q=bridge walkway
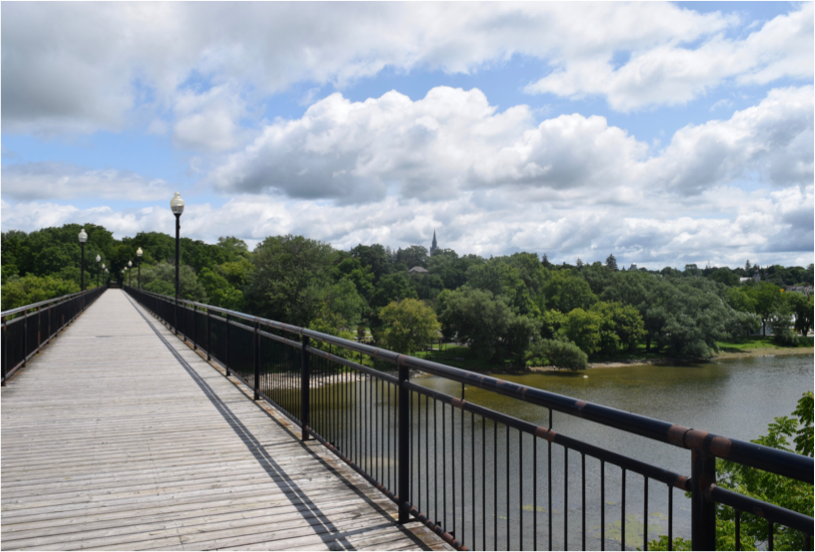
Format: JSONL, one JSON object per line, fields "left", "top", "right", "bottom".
{"left": 1, "top": 290, "right": 447, "bottom": 551}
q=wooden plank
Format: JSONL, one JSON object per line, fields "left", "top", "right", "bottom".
{"left": 2, "top": 290, "right": 450, "bottom": 551}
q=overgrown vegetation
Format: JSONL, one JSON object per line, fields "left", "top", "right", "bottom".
{"left": 646, "top": 392, "right": 814, "bottom": 551}
{"left": 3, "top": 225, "right": 812, "bottom": 371}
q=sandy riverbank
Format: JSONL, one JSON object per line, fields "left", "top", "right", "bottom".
{"left": 526, "top": 347, "right": 814, "bottom": 372}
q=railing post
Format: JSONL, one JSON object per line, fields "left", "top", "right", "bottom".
{"left": 2, "top": 316, "right": 7, "bottom": 386}
{"left": 225, "top": 314, "right": 231, "bottom": 377}
{"left": 193, "top": 305, "right": 197, "bottom": 350}
{"left": 398, "top": 359, "right": 410, "bottom": 524}
{"left": 253, "top": 320, "right": 260, "bottom": 401}
{"left": 300, "top": 335, "right": 310, "bottom": 441}
{"left": 23, "top": 310, "right": 28, "bottom": 367}
{"left": 206, "top": 309, "right": 211, "bottom": 361}
{"left": 691, "top": 448, "right": 716, "bottom": 550}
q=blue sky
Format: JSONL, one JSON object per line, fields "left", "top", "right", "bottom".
{"left": 2, "top": 2, "right": 813, "bottom": 269}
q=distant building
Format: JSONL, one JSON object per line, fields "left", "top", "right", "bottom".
{"left": 430, "top": 230, "right": 438, "bottom": 255}
{"left": 787, "top": 285, "right": 813, "bottom": 295}
{"left": 408, "top": 266, "right": 428, "bottom": 276}
{"left": 629, "top": 263, "right": 638, "bottom": 271}
{"left": 739, "top": 272, "right": 761, "bottom": 284}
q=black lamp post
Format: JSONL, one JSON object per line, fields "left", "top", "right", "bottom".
{"left": 170, "top": 192, "right": 185, "bottom": 334}
{"left": 96, "top": 255, "right": 101, "bottom": 288}
{"left": 78, "top": 228, "right": 88, "bottom": 291}
{"left": 136, "top": 247, "right": 143, "bottom": 289}
{"left": 128, "top": 260, "right": 132, "bottom": 286}
{"left": 101, "top": 263, "right": 106, "bottom": 287}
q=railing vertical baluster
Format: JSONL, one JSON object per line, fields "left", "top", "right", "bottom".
{"left": 548, "top": 408, "right": 553, "bottom": 551}
{"left": 564, "top": 447, "right": 568, "bottom": 550}
{"left": 253, "top": 320, "right": 259, "bottom": 400}
{"left": 668, "top": 485, "right": 673, "bottom": 552}
{"left": 601, "top": 460, "right": 606, "bottom": 551}
{"left": 2, "top": 316, "right": 7, "bottom": 386}
{"left": 644, "top": 476, "right": 649, "bottom": 551}
{"left": 397, "top": 358, "right": 410, "bottom": 524}
{"left": 622, "top": 468, "right": 626, "bottom": 551}
{"left": 582, "top": 452, "right": 586, "bottom": 551}
{"left": 206, "top": 309, "right": 211, "bottom": 361}
{"left": 193, "top": 305, "right": 197, "bottom": 350}
{"left": 225, "top": 314, "right": 231, "bottom": 377}
{"left": 691, "top": 449, "right": 716, "bottom": 551}
{"left": 23, "top": 310, "right": 28, "bottom": 367}
{"left": 735, "top": 510, "right": 740, "bottom": 551}
{"left": 768, "top": 521, "right": 773, "bottom": 551}
{"left": 37, "top": 306, "right": 41, "bottom": 350}
{"left": 301, "top": 335, "right": 310, "bottom": 441}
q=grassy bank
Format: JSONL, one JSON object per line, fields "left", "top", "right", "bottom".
{"left": 412, "top": 336, "right": 813, "bottom": 373}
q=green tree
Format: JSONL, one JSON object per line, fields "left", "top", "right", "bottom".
{"left": 440, "top": 287, "right": 538, "bottom": 367}
{"left": 786, "top": 292, "right": 814, "bottom": 336}
{"left": 1, "top": 274, "right": 80, "bottom": 311}
{"left": 709, "top": 268, "right": 739, "bottom": 286}
{"left": 245, "top": 235, "right": 335, "bottom": 326}
{"left": 349, "top": 244, "right": 392, "bottom": 283}
{"left": 397, "top": 245, "right": 429, "bottom": 270}
{"left": 606, "top": 254, "right": 618, "bottom": 271}
{"left": 745, "top": 282, "right": 782, "bottom": 336}
{"left": 543, "top": 269, "right": 597, "bottom": 313}
{"left": 335, "top": 257, "right": 375, "bottom": 300}
{"left": 726, "top": 286, "right": 757, "bottom": 314}
{"left": 198, "top": 268, "right": 244, "bottom": 310}
{"left": 217, "top": 257, "right": 255, "bottom": 289}
{"left": 467, "top": 259, "right": 540, "bottom": 316}
{"left": 311, "top": 277, "right": 368, "bottom": 336}
{"left": 139, "top": 262, "right": 209, "bottom": 302}
{"left": 370, "top": 272, "right": 418, "bottom": 310}
{"left": 527, "top": 339, "right": 588, "bottom": 371}
{"left": 379, "top": 298, "right": 441, "bottom": 355}
{"left": 591, "top": 301, "right": 646, "bottom": 353}
{"left": 559, "top": 308, "right": 603, "bottom": 355}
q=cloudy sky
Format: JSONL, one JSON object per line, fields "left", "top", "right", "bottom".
{"left": 2, "top": 2, "right": 813, "bottom": 269}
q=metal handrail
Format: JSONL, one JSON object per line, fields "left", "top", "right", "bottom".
{"left": 129, "top": 287, "right": 813, "bottom": 484}
{"left": 2, "top": 286, "right": 106, "bottom": 385}
{"left": 126, "top": 286, "right": 814, "bottom": 550}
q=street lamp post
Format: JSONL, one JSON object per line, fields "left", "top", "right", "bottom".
{"left": 170, "top": 192, "right": 185, "bottom": 334}
{"left": 78, "top": 228, "right": 88, "bottom": 291}
{"left": 101, "top": 264, "right": 106, "bottom": 287}
{"left": 128, "top": 261, "right": 133, "bottom": 287}
{"left": 105, "top": 268, "right": 108, "bottom": 285}
{"left": 96, "top": 255, "right": 101, "bottom": 288}
{"left": 136, "top": 247, "right": 143, "bottom": 289}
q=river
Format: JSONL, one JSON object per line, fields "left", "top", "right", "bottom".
{"left": 412, "top": 353, "right": 814, "bottom": 550}
{"left": 310, "top": 353, "right": 813, "bottom": 550}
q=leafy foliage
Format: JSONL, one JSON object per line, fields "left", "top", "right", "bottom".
{"left": 648, "top": 392, "right": 814, "bottom": 551}
{"left": 378, "top": 298, "right": 441, "bottom": 355}
{"left": 1, "top": 274, "right": 80, "bottom": 311}
{"left": 527, "top": 339, "right": 588, "bottom": 370}
{"left": 245, "top": 235, "right": 335, "bottom": 327}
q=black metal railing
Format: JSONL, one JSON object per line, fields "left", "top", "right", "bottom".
{"left": 2, "top": 287, "right": 106, "bottom": 385}
{"left": 125, "top": 287, "right": 814, "bottom": 551}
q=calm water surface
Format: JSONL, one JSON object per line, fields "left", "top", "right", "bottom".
{"left": 410, "top": 354, "right": 814, "bottom": 549}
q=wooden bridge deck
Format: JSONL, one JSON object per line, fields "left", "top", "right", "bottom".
{"left": 1, "top": 290, "right": 448, "bottom": 551}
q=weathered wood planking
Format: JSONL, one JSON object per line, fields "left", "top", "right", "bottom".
{"left": 2, "top": 290, "right": 450, "bottom": 551}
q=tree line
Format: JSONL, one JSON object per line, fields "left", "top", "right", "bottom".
{"left": 2, "top": 225, "right": 813, "bottom": 370}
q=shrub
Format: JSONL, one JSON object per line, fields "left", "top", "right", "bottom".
{"left": 528, "top": 339, "right": 588, "bottom": 371}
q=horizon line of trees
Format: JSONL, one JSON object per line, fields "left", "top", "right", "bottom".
{"left": 3, "top": 225, "right": 813, "bottom": 370}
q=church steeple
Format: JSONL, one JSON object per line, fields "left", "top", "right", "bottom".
{"left": 431, "top": 230, "right": 438, "bottom": 254}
